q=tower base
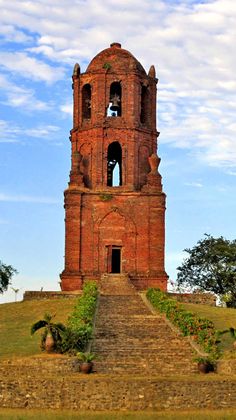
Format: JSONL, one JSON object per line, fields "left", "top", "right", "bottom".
{"left": 130, "top": 272, "right": 168, "bottom": 291}
{"left": 60, "top": 270, "right": 168, "bottom": 292}
{"left": 60, "top": 271, "right": 83, "bottom": 291}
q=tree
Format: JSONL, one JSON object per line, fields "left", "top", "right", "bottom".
{"left": 176, "top": 234, "right": 236, "bottom": 307}
{"left": 31, "top": 312, "right": 66, "bottom": 352}
{"left": 0, "top": 261, "right": 17, "bottom": 294}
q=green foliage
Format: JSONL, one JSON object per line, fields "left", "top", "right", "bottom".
{"left": 103, "top": 62, "right": 111, "bottom": 70}
{"left": 31, "top": 312, "right": 66, "bottom": 351}
{"left": 221, "top": 292, "right": 236, "bottom": 308}
{"left": 218, "top": 327, "right": 236, "bottom": 340}
{"left": 176, "top": 234, "right": 236, "bottom": 307}
{"left": 58, "top": 325, "right": 92, "bottom": 354}
{"left": 76, "top": 351, "right": 96, "bottom": 363}
{"left": 0, "top": 261, "right": 17, "bottom": 294}
{"left": 68, "top": 281, "right": 98, "bottom": 328}
{"left": 146, "top": 288, "right": 219, "bottom": 357}
{"left": 30, "top": 282, "right": 98, "bottom": 355}
{"left": 99, "top": 193, "right": 113, "bottom": 201}
{"left": 59, "top": 281, "right": 98, "bottom": 354}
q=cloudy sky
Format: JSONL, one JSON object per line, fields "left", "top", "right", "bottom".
{"left": 0, "top": 0, "right": 236, "bottom": 302}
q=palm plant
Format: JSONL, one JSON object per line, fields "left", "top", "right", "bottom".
{"left": 77, "top": 351, "right": 96, "bottom": 363}
{"left": 76, "top": 352, "right": 96, "bottom": 374}
{"left": 31, "top": 312, "right": 66, "bottom": 353}
{"left": 218, "top": 327, "right": 236, "bottom": 349}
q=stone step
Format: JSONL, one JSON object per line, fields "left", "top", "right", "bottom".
{"left": 93, "top": 361, "right": 198, "bottom": 375}
{"left": 93, "top": 342, "right": 189, "bottom": 350}
{"left": 99, "top": 274, "right": 137, "bottom": 296}
{"left": 91, "top": 288, "right": 198, "bottom": 376}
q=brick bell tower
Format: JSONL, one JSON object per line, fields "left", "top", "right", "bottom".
{"left": 60, "top": 42, "right": 168, "bottom": 291}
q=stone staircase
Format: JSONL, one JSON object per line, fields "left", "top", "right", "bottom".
{"left": 99, "top": 273, "right": 136, "bottom": 295}
{"left": 1, "top": 277, "right": 236, "bottom": 411}
{"left": 92, "top": 276, "right": 198, "bottom": 376}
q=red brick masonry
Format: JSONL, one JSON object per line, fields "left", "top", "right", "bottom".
{"left": 60, "top": 42, "right": 168, "bottom": 291}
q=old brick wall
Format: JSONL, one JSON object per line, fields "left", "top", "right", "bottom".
{"left": 170, "top": 293, "right": 216, "bottom": 306}
{"left": 60, "top": 42, "right": 168, "bottom": 292}
{"left": 23, "top": 291, "right": 81, "bottom": 301}
{"left": 0, "top": 359, "right": 236, "bottom": 410}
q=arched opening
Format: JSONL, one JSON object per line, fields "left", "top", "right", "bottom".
{"left": 107, "top": 82, "right": 122, "bottom": 117}
{"left": 82, "top": 84, "right": 91, "bottom": 119}
{"left": 107, "top": 141, "right": 122, "bottom": 186}
{"left": 140, "top": 85, "right": 149, "bottom": 124}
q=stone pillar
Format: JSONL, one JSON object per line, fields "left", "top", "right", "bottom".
{"left": 60, "top": 188, "right": 83, "bottom": 290}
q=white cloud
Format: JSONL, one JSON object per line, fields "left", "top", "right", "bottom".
{"left": 0, "top": 74, "right": 50, "bottom": 111}
{"left": 25, "top": 125, "right": 60, "bottom": 138}
{"left": 0, "top": 119, "right": 21, "bottom": 143}
{"left": 0, "top": 52, "right": 65, "bottom": 84}
{"left": 184, "top": 182, "right": 203, "bottom": 188}
{"left": 60, "top": 101, "right": 73, "bottom": 117}
{"left": 1, "top": 24, "right": 33, "bottom": 43}
{"left": 0, "top": 193, "right": 60, "bottom": 204}
{"left": 226, "top": 170, "right": 236, "bottom": 176}
{"left": 0, "top": 119, "right": 61, "bottom": 143}
{"left": 0, "top": 0, "right": 236, "bottom": 167}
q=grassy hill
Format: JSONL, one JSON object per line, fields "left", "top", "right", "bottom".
{"left": 0, "top": 298, "right": 75, "bottom": 359}
{"left": 0, "top": 297, "right": 236, "bottom": 360}
{"left": 182, "top": 302, "right": 236, "bottom": 357}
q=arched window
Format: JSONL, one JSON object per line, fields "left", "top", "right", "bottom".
{"left": 82, "top": 84, "right": 91, "bottom": 119}
{"left": 140, "top": 85, "right": 149, "bottom": 124}
{"left": 107, "top": 82, "right": 122, "bottom": 117}
{"left": 107, "top": 142, "right": 122, "bottom": 186}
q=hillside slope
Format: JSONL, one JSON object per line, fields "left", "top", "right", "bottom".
{"left": 0, "top": 299, "right": 75, "bottom": 359}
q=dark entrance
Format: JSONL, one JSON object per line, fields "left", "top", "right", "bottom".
{"left": 107, "top": 246, "right": 121, "bottom": 274}
{"left": 111, "top": 248, "right": 121, "bottom": 273}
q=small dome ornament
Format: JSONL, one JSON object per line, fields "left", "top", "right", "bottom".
{"left": 148, "top": 65, "right": 156, "bottom": 79}
{"left": 73, "top": 63, "right": 80, "bottom": 76}
{"left": 148, "top": 153, "right": 161, "bottom": 174}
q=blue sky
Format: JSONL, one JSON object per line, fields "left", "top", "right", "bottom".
{"left": 1, "top": 0, "right": 236, "bottom": 303}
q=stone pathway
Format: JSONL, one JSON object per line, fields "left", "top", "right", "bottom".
{"left": 1, "top": 278, "right": 236, "bottom": 410}
{"left": 92, "top": 275, "right": 197, "bottom": 375}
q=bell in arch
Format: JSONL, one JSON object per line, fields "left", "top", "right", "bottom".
{"left": 110, "top": 93, "right": 120, "bottom": 112}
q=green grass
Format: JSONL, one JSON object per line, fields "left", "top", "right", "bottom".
{"left": 1, "top": 409, "right": 236, "bottom": 419}
{"left": 182, "top": 302, "right": 236, "bottom": 357}
{"left": 0, "top": 299, "right": 75, "bottom": 359}
{"left": 1, "top": 298, "right": 236, "bottom": 360}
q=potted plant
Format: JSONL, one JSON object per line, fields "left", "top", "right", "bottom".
{"left": 195, "top": 357, "right": 215, "bottom": 374}
{"left": 76, "top": 352, "right": 96, "bottom": 374}
{"left": 31, "top": 313, "right": 66, "bottom": 353}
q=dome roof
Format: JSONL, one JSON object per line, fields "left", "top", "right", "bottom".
{"left": 86, "top": 43, "right": 146, "bottom": 75}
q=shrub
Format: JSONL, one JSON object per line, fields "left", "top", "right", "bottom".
{"left": 146, "top": 288, "right": 219, "bottom": 357}
{"left": 59, "top": 281, "right": 98, "bottom": 354}
{"left": 59, "top": 325, "right": 93, "bottom": 354}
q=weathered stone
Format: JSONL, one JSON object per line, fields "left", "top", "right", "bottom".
{"left": 91, "top": 289, "right": 198, "bottom": 376}
{"left": 170, "top": 292, "right": 216, "bottom": 306}
{"left": 60, "top": 42, "right": 168, "bottom": 291}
